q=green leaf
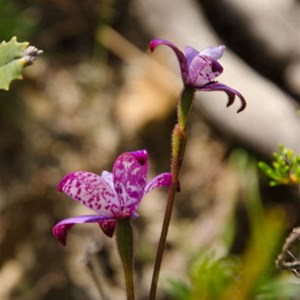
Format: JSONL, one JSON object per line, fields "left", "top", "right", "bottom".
{"left": 165, "top": 278, "right": 191, "bottom": 300}
{"left": 0, "top": 36, "right": 42, "bottom": 90}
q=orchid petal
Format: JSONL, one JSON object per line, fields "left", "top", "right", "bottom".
{"left": 53, "top": 215, "right": 113, "bottom": 246}
{"left": 98, "top": 219, "right": 117, "bottom": 238}
{"left": 185, "top": 46, "right": 199, "bottom": 67}
{"left": 150, "top": 38, "right": 189, "bottom": 84}
{"left": 113, "top": 150, "right": 148, "bottom": 214}
{"left": 145, "top": 172, "right": 172, "bottom": 194}
{"left": 188, "top": 56, "right": 223, "bottom": 87}
{"left": 58, "top": 171, "right": 119, "bottom": 216}
{"left": 149, "top": 40, "right": 246, "bottom": 111}
{"left": 200, "top": 45, "right": 225, "bottom": 60}
{"left": 198, "top": 82, "right": 247, "bottom": 113}
{"left": 100, "top": 171, "right": 114, "bottom": 189}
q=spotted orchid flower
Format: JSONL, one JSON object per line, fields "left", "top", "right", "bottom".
{"left": 53, "top": 150, "right": 172, "bottom": 245}
{"left": 150, "top": 38, "right": 246, "bottom": 113}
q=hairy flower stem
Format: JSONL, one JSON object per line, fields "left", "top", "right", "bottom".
{"left": 116, "top": 218, "right": 135, "bottom": 300}
{"left": 149, "top": 87, "right": 194, "bottom": 300}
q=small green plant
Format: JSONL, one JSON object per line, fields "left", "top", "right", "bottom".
{"left": 258, "top": 145, "right": 300, "bottom": 187}
{"left": 0, "top": 36, "right": 42, "bottom": 90}
{"left": 165, "top": 253, "right": 240, "bottom": 300}
{"left": 259, "top": 145, "right": 300, "bottom": 292}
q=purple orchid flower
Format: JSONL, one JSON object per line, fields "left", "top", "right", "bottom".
{"left": 149, "top": 38, "right": 246, "bottom": 113}
{"left": 53, "top": 150, "right": 172, "bottom": 245}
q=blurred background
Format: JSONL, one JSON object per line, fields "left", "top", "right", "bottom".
{"left": 0, "top": 0, "right": 299, "bottom": 299}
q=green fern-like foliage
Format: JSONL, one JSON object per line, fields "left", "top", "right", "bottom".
{"left": 258, "top": 145, "right": 300, "bottom": 186}
{"left": 0, "top": 37, "right": 42, "bottom": 90}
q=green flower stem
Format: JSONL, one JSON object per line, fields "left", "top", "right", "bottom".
{"left": 178, "top": 86, "right": 195, "bottom": 132}
{"left": 149, "top": 87, "right": 194, "bottom": 300}
{"left": 116, "top": 218, "right": 135, "bottom": 300}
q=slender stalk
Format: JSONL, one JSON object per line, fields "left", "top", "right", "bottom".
{"left": 116, "top": 218, "right": 135, "bottom": 300}
{"left": 177, "top": 87, "right": 195, "bottom": 132}
{"left": 149, "top": 87, "right": 194, "bottom": 300}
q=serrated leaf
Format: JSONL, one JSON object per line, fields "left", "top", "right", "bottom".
{"left": 0, "top": 36, "right": 42, "bottom": 90}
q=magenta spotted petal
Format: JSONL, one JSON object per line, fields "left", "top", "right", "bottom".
{"left": 113, "top": 150, "right": 148, "bottom": 214}
{"left": 145, "top": 172, "right": 172, "bottom": 194}
{"left": 187, "top": 54, "right": 223, "bottom": 87}
{"left": 150, "top": 38, "right": 246, "bottom": 112}
{"left": 53, "top": 150, "right": 172, "bottom": 245}
{"left": 58, "top": 171, "right": 119, "bottom": 216}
